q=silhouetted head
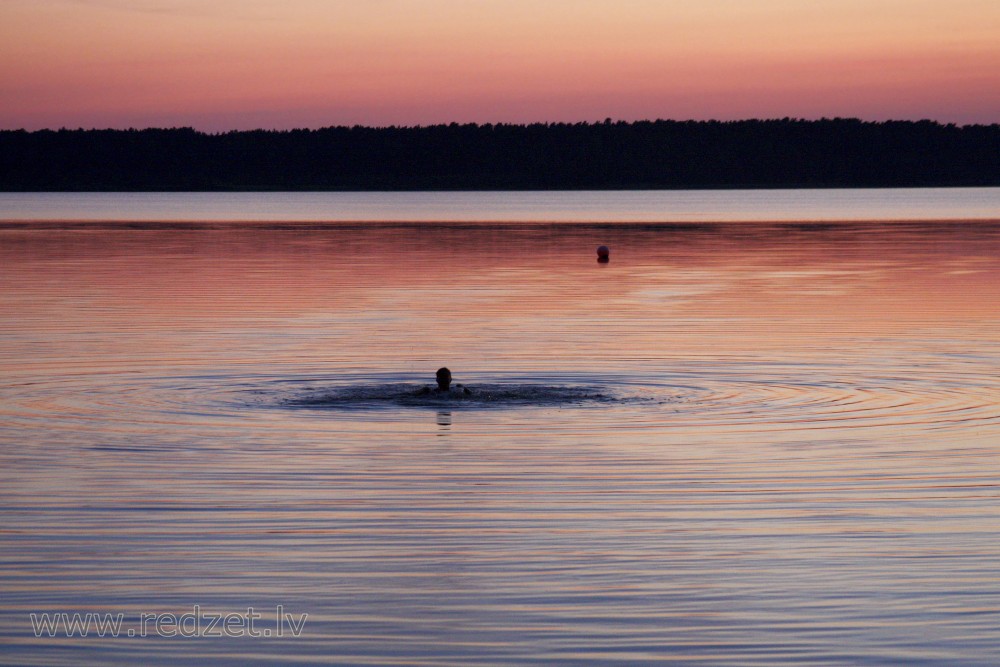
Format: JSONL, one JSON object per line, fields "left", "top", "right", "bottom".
{"left": 596, "top": 245, "right": 610, "bottom": 263}
{"left": 436, "top": 367, "right": 452, "bottom": 391}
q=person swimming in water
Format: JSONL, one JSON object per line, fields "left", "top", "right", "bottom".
{"left": 418, "top": 367, "right": 471, "bottom": 395}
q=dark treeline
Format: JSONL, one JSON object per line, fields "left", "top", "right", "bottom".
{"left": 2, "top": 118, "right": 999, "bottom": 191}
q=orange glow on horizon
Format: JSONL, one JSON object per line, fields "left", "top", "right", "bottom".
{"left": 1, "top": 0, "right": 999, "bottom": 130}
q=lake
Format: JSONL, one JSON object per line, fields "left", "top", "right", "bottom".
{"left": 1, "top": 189, "right": 1000, "bottom": 665}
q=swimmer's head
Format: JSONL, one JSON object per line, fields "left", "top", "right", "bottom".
{"left": 436, "top": 367, "right": 452, "bottom": 390}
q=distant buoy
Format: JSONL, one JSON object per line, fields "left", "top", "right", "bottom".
{"left": 597, "top": 245, "right": 610, "bottom": 263}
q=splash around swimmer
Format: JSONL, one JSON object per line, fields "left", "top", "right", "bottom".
{"left": 283, "top": 372, "right": 630, "bottom": 409}
{"left": 417, "top": 367, "right": 472, "bottom": 395}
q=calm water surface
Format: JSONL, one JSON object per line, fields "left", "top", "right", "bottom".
{"left": 1, "top": 191, "right": 1000, "bottom": 664}
{"left": 3, "top": 187, "right": 1000, "bottom": 223}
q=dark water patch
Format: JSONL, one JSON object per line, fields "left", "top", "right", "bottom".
{"left": 283, "top": 382, "right": 642, "bottom": 410}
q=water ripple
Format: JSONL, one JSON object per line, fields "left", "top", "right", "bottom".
{"left": 3, "top": 363, "right": 998, "bottom": 443}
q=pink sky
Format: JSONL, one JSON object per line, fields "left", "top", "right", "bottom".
{"left": 1, "top": 0, "right": 999, "bottom": 131}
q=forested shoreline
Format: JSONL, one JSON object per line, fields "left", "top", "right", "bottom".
{"left": 2, "top": 118, "right": 998, "bottom": 191}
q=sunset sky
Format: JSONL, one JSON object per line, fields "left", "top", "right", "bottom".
{"left": 1, "top": 0, "right": 999, "bottom": 131}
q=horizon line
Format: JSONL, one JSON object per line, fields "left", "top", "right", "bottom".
{"left": 4, "top": 116, "right": 999, "bottom": 134}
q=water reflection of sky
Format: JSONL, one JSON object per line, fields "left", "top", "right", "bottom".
{"left": 1, "top": 218, "right": 1000, "bottom": 665}
{"left": 2, "top": 188, "right": 1000, "bottom": 223}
